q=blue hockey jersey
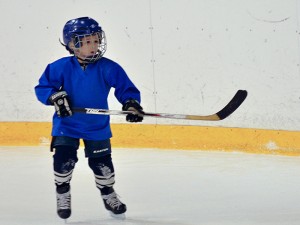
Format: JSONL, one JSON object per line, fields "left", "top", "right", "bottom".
{"left": 35, "top": 56, "right": 141, "bottom": 140}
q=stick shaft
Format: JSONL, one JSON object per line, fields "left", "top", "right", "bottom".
{"left": 72, "top": 90, "right": 247, "bottom": 121}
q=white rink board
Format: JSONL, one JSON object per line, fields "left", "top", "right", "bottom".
{"left": 0, "top": 0, "right": 300, "bottom": 130}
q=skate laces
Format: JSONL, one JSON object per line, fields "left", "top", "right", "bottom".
{"left": 57, "top": 191, "right": 71, "bottom": 209}
{"left": 103, "top": 192, "right": 123, "bottom": 208}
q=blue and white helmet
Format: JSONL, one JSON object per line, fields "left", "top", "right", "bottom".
{"left": 62, "top": 17, "right": 107, "bottom": 63}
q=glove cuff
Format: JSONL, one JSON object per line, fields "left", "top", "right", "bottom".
{"left": 49, "top": 91, "right": 68, "bottom": 104}
{"left": 122, "top": 99, "right": 143, "bottom": 111}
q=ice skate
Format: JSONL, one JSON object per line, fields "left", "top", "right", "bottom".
{"left": 56, "top": 184, "right": 71, "bottom": 219}
{"left": 102, "top": 191, "right": 126, "bottom": 219}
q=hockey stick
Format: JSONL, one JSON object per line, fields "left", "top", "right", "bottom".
{"left": 72, "top": 90, "right": 247, "bottom": 121}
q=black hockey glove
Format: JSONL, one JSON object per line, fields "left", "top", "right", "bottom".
{"left": 122, "top": 99, "right": 144, "bottom": 122}
{"left": 49, "top": 91, "right": 72, "bottom": 117}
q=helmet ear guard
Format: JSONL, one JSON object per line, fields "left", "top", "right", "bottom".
{"left": 59, "top": 38, "right": 74, "bottom": 54}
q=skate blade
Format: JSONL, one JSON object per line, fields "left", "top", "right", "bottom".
{"left": 109, "top": 211, "right": 126, "bottom": 220}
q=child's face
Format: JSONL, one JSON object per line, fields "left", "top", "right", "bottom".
{"left": 71, "top": 34, "right": 100, "bottom": 62}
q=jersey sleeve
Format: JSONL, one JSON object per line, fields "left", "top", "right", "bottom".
{"left": 34, "top": 64, "right": 63, "bottom": 105}
{"left": 105, "top": 62, "right": 141, "bottom": 105}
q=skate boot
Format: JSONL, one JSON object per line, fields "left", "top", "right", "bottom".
{"left": 102, "top": 189, "right": 126, "bottom": 218}
{"left": 56, "top": 184, "right": 71, "bottom": 219}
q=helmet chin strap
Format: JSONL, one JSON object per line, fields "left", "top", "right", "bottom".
{"left": 76, "top": 51, "right": 102, "bottom": 64}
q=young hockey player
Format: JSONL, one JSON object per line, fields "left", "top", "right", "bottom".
{"left": 34, "top": 17, "right": 144, "bottom": 220}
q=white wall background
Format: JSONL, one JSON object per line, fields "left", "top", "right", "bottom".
{"left": 0, "top": 0, "right": 300, "bottom": 131}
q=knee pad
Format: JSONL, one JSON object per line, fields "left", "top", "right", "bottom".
{"left": 88, "top": 154, "right": 114, "bottom": 174}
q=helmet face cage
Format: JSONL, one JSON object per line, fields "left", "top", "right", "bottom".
{"left": 62, "top": 17, "right": 107, "bottom": 63}
{"left": 70, "top": 30, "right": 107, "bottom": 63}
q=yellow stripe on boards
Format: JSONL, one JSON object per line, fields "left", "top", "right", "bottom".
{"left": 1, "top": 122, "right": 300, "bottom": 156}
{"left": 0, "top": 122, "right": 52, "bottom": 146}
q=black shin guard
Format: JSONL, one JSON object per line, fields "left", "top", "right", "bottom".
{"left": 88, "top": 154, "right": 115, "bottom": 194}
{"left": 53, "top": 146, "right": 78, "bottom": 185}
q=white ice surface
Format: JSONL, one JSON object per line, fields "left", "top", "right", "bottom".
{"left": 1, "top": 147, "right": 300, "bottom": 225}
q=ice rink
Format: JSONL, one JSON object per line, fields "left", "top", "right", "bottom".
{"left": 1, "top": 146, "right": 300, "bottom": 225}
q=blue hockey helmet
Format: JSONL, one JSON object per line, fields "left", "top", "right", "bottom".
{"left": 61, "top": 17, "right": 107, "bottom": 62}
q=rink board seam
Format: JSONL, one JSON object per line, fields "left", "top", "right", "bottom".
{"left": 1, "top": 122, "right": 300, "bottom": 156}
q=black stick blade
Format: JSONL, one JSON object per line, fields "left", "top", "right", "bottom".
{"left": 216, "top": 90, "right": 248, "bottom": 120}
